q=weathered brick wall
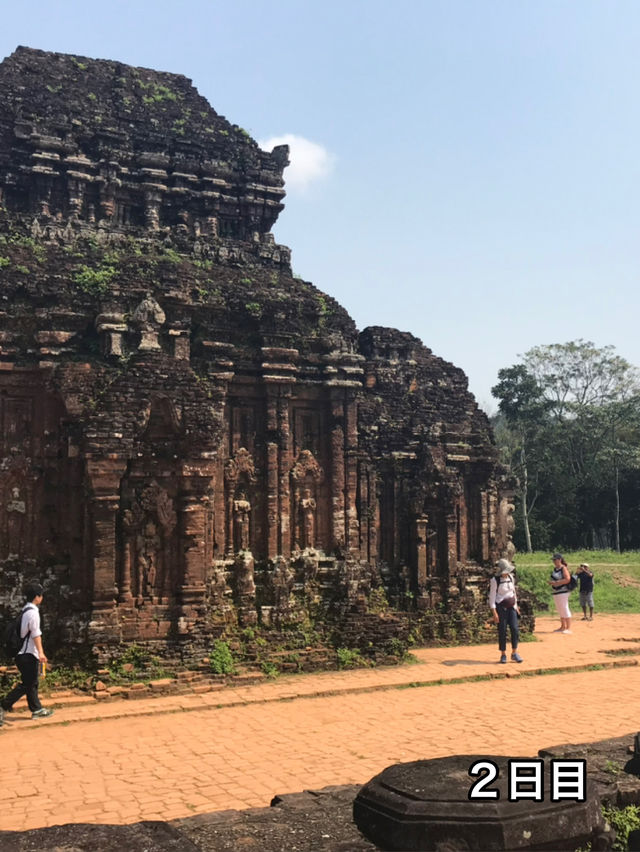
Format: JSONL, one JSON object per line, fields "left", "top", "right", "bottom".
{"left": 0, "top": 48, "right": 512, "bottom": 662}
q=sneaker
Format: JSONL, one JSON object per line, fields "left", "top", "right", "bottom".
{"left": 511, "top": 652, "right": 523, "bottom": 663}
{"left": 561, "top": 629, "right": 572, "bottom": 634}
{"left": 581, "top": 616, "right": 588, "bottom": 621}
{"left": 31, "top": 708, "right": 54, "bottom": 719}
{"left": 499, "top": 653, "right": 507, "bottom": 664}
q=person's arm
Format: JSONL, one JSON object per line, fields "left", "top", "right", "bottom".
{"left": 33, "top": 635, "right": 48, "bottom": 665}
{"left": 489, "top": 579, "right": 499, "bottom": 622}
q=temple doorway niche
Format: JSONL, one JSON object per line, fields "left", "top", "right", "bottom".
{"left": 464, "top": 480, "right": 484, "bottom": 562}
{"left": 290, "top": 449, "right": 323, "bottom": 553}
{"left": 224, "top": 448, "right": 258, "bottom": 557}
{"left": 117, "top": 396, "right": 181, "bottom": 607}
{"left": 120, "top": 481, "right": 178, "bottom": 605}
{"left": 232, "top": 484, "right": 252, "bottom": 552}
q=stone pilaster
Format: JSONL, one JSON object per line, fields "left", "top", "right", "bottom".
{"left": 446, "top": 511, "right": 459, "bottom": 589}
{"left": 85, "top": 457, "right": 127, "bottom": 628}
{"left": 330, "top": 392, "right": 346, "bottom": 552}
{"left": 179, "top": 492, "right": 207, "bottom": 607}
{"left": 323, "top": 354, "right": 363, "bottom": 555}
{"left": 179, "top": 462, "right": 216, "bottom": 610}
{"left": 265, "top": 401, "right": 279, "bottom": 560}
{"left": 416, "top": 515, "right": 428, "bottom": 589}
{"left": 277, "top": 392, "right": 292, "bottom": 558}
{"left": 345, "top": 390, "right": 360, "bottom": 555}
{"left": 261, "top": 348, "right": 298, "bottom": 559}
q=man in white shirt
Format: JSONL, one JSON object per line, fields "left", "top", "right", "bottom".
{"left": 1, "top": 581, "right": 54, "bottom": 720}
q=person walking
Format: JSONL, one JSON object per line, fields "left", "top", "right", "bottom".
{"left": 577, "top": 562, "right": 594, "bottom": 621}
{"left": 550, "top": 553, "right": 572, "bottom": 634}
{"left": 1, "top": 581, "right": 54, "bottom": 720}
{"left": 489, "top": 558, "right": 523, "bottom": 664}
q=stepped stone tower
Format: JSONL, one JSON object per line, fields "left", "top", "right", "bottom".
{"left": 0, "top": 47, "right": 511, "bottom": 656}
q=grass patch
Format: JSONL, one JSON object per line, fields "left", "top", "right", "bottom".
{"left": 514, "top": 550, "right": 640, "bottom": 615}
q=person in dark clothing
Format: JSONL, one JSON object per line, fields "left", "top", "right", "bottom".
{"left": 1, "top": 581, "right": 54, "bottom": 721}
{"left": 577, "top": 562, "right": 594, "bottom": 621}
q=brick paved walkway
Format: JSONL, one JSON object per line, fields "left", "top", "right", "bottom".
{"left": 1, "top": 614, "right": 639, "bottom": 832}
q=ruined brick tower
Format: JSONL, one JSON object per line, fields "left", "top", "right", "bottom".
{"left": 0, "top": 47, "right": 511, "bottom": 655}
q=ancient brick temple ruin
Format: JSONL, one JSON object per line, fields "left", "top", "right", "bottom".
{"left": 0, "top": 47, "right": 513, "bottom": 659}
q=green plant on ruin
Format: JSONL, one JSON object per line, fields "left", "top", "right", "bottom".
{"left": 208, "top": 639, "right": 236, "bottom": 675}
{"left": 39, "top": 664, "right": 96, "bottom": 693}
{"left": 0, "top": 256, "right": 9, "bottom": 268}
{"left": 367, "top": 586, "right": 389, "bottom": 614}
{"left": 158, "top": 247, "right": 182, "bottom": 265}
{"left": 315, "top": 294, "right": 328, "bottom": 318}
{"left": 7, "top": 235, "right": 46, "bottom": 263}
{"left": 384, "top": 637, "right": 408, "bottom": 659}
{"left": 193, "top": 258, "right": 214, "bottom": 271}
{"left": 260, "top": 661, "right": 279, "bottom": 678}
{"left": 70, "top": 57, "right": 88, "bottom": 71}
{"left": 336, "top": 647, "right": 363, "bottom": 669}
{"left": 122, "top": 236, "right": 145, "bottom": 257}
{"left": 602, "top": 803, "right": 640, "bottom": 851}
{"left": 107, "top": 643, "right": 171, "bottom": 683}
{"left": 245, "top": 301, "right": 262, "bottom": 318}
{"left": 172, "top": 118, "right": 186, "bottom": 136}
{"left": 139, "top": 81, "right": 180, "bottom": 104}
{"left": 46, "top": 84, "right": 62, "bottom": 94}
{"left": 73, "top": 264, "right": 117, "bottom": 296}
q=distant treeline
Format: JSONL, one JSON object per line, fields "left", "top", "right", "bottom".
{"left": 492, "top": 340, "right": 640, "bottom": 552}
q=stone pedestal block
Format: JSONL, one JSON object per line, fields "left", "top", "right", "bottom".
{"left": 353, "top": 755, "right": 612, "bottom": 851}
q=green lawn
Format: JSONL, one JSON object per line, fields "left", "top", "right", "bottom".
{"left": 513, "top": 550, "right": 640, "bottom": 615}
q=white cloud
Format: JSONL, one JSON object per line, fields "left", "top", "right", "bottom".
{"left": 258, "top": 134, "right": 334, "bottom": 193}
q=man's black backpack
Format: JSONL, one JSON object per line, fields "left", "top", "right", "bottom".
{"left": 3, "top": 607, "right": 29, "bottom": 659}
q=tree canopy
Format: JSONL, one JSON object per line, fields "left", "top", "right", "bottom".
{"left": 492, "top": 340, "right": 640, "bottom": 552}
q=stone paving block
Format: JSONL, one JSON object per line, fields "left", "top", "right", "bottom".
{"left": 148, "top": 678, "right": 178, "bottom": 690}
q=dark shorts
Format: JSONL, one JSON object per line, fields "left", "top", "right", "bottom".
{"left": 580, "top": 591, "right": 594, "bottom": 608}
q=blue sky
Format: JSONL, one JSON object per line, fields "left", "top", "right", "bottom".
{"left": 2, "top": 1, "right": 638, "bottom": 411}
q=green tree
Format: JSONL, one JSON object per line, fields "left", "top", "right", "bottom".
{"left": 492, "top": 365, "right": 550, "bottom": 552}
{"left": 494, "top": 341, "right": 640, "bottom": 551}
